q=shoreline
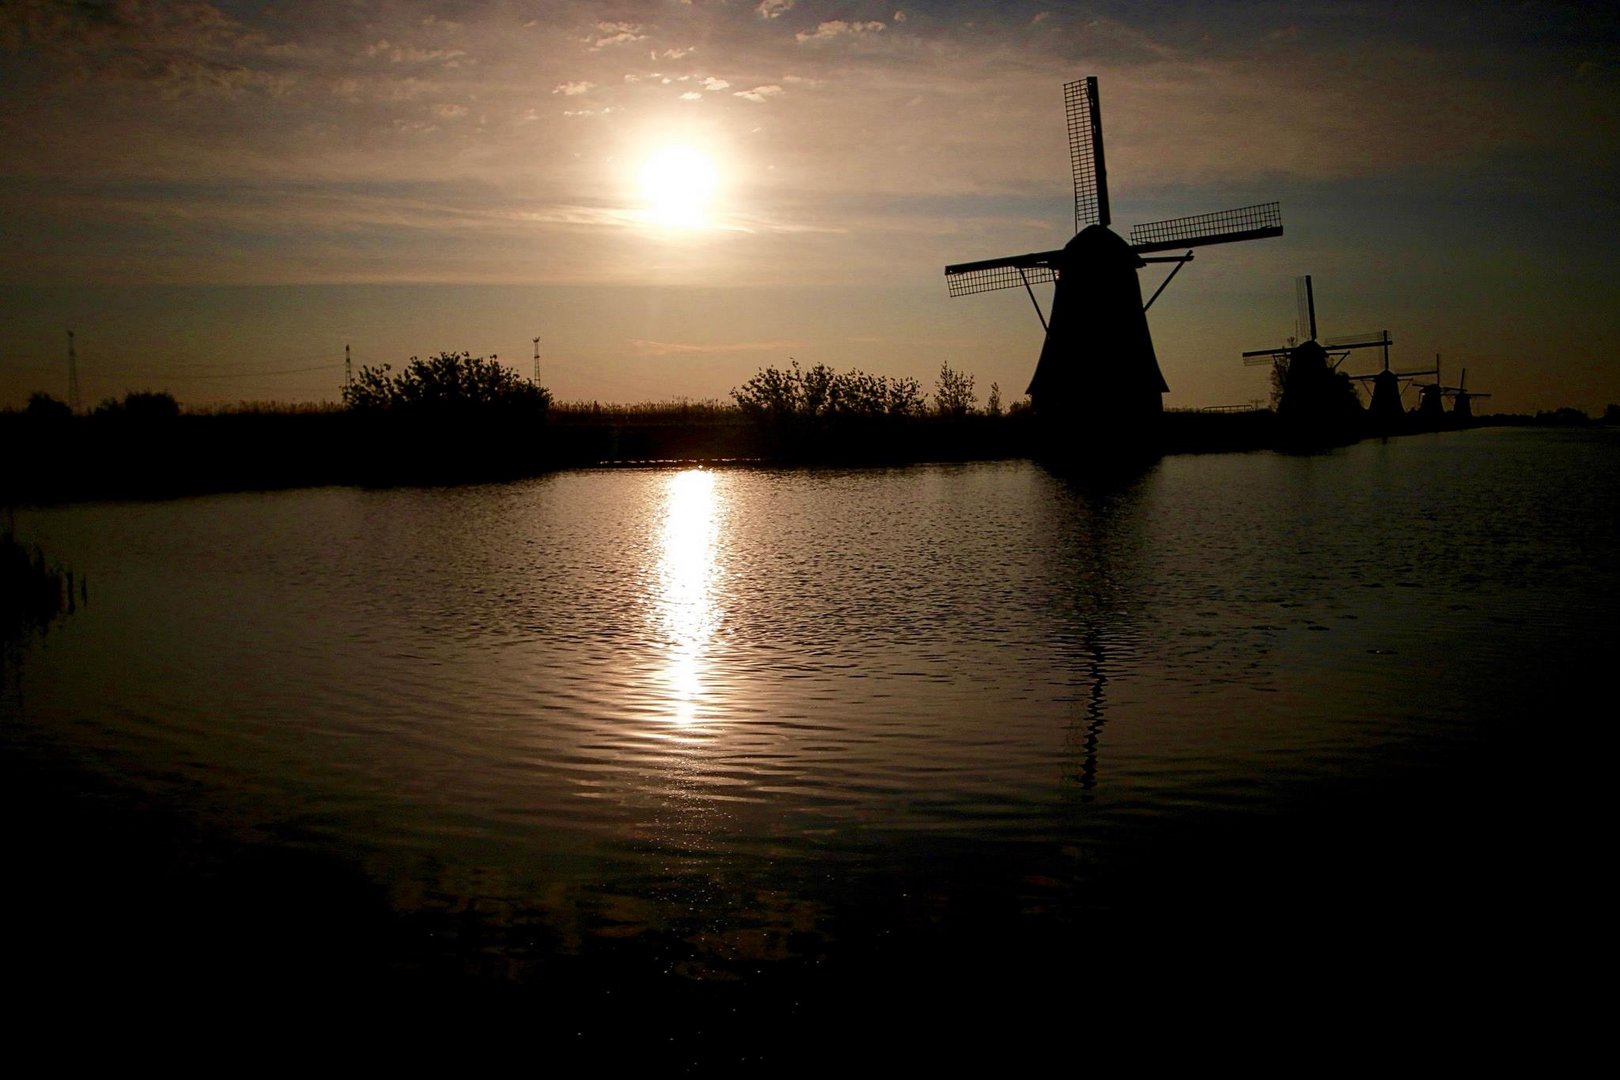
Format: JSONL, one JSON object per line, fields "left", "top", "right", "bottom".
{"left": 0, "top": 407, "right": 1594, "bottom": 507}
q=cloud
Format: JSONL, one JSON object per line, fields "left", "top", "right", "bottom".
{"left": 590, "top": 22, "right": 646, "bottom": 49}
{"left": 701, "top": 76, "right": 731, "bottom": 90}
{"left": 554, "top": 80, "right": 594, "bottom": 95}
{"left": 796, "top": 21, "right": 886, "bottom": 44}
{"left": 430, "top": 103, "right": 467, "bottom": 119}
{"left": 894, "top": 11, "right": 907, "bottom": 22}
{"left": 366, "top": 40, "right": 466, "bottom": 64}
{"left": 679, "top": 91, "right": 702, "bottom": 100}
{"left": 734, "top": 84, "right": 784, "bottom": 103}
{"left": 756, "top": 0, "right": 794, "bottom": 19}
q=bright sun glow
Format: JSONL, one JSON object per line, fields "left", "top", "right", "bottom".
{"left": 640, "top": 146, "right": 718, "bottom": 228}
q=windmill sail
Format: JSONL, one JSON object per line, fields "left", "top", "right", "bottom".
{"left": 944, "top": 251, "right": 1062, "bottom": 297}
{"left": 1066, "top": 77, "right": 1109, "bottom": 232}
{"left": 1129, "top": 202, "right": 1282, "bottom": 254}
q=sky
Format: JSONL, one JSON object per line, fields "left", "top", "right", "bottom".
{"left": 2, "top": 0, "right": 1617, "bottom": 414}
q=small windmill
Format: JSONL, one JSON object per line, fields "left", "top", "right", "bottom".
{"left": 1241, "top": 275, "right": 1394, "bottom": 373}
{"left": 1412, "top": 356, "right": 1489, "bottom": 425}
{"left": 1347, "top": 350, "right": 1437, "bottom": 432}
{"left": 1242, "top": 275, "right": 1392, "bottom": 436}
{"left": 1445, "top": 366, "right": 1490, "bottom": 421}
{"left": 945, "top": 77, "right": 1282, "bottom": 452}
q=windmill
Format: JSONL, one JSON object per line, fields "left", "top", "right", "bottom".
{"left": 1445, "top": 366, "right": 1490, "bottom": 421}
{"left": 1346, "top": 349, "right": 1437, "bottom": 432}
{"left": 1241, "top": 275, "right": 1390, "bottom": 439}
{"left": 944, "top": 77, "right": 1282, "bottom": 455}
{"left": 1412, "top": 356, "right": 1489, "bottom": 426}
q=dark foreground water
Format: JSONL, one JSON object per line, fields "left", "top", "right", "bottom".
{"left": 5, "top": 428, "right": 1615, "bottom": 1065}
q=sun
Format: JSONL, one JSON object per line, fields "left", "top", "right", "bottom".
{"left": 640, "top": 146, "right": 718, "bottom": 228}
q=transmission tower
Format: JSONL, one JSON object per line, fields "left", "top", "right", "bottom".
{"left": 66, "top": 330, "right": 81, "bottom": 412}
{"left": 532, "top": 337, "right": 541, "bottom": 384}
{"left": 345, "top": 343, "right": 352, "bottom": 389}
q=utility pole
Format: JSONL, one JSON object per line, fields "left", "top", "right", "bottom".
{"left": 67, "top": 329, "right": 81, "bottom": 413}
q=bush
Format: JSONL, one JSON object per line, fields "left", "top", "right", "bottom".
{"left": 732, "top": 361, "right": 926, "bottom": 422}
{"left": 343, "top": 351, "right": 550, "bottom": 419}
{"left": 93, "top": 390, "right": 179, "bottom": 420}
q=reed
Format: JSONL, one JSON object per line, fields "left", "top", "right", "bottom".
{"left": 1, "top": 525, "right": 76, "bottom": 636}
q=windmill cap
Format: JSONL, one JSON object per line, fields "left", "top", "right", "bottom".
{"left": 1064, "top": 223, "right": 1144, "bottom": 268}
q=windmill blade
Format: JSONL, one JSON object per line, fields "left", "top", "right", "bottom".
{"left": 1296, "top": 276, "right": 1316, "bottom": 342}
{"left": 1321, "top": 333, "right": 1391, "bottom": 351}
{"left": 1066, "top": 77, "right": 1110, "bottom": 232}
{"left": 1130, "top": 201, "right": 1283, "bottom": 253}
{"left": 944, "top": 251, "right": 1062, "bottom": 297}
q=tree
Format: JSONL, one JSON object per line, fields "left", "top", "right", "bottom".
{"left": 986, "top": 382, "right": 1002, "bottom": 417}
{"left": 343, "top": 351, "right": 550, "bottom": 418}
{"left": 24, "top": 392, "right": 71, "bottom": 420}
{"left": 933, "top": 362, "right": 976, "bottom": 419}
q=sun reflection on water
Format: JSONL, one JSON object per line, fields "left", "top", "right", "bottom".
{"left": 656, "top": 469, "right": 723, "bottom": 726}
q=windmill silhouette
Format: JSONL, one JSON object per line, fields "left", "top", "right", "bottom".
{"left": 945, "top": 77, "right": 1283, "bottom": 454}
{"left": 1347, "top": 350, "right": 1438, "bottom": 432}
{"left": 1443, "top": 365, "right": 1490, "bottom": 421}
{"left": 1242, "top": 275, "right": 1413, "bottom": 436}
{"left": 1413, "top": 357, "right": 1489, "bottom": 426}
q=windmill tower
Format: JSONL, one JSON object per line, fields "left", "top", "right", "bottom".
{"left": 532, "top": 337, "right": 541, "bottom": 385}
{"left": 1241, "top": 275, "right": 1391, "bottom": 442}
{"left": 945, "top": 77, "right": 1283, "bottom": 457}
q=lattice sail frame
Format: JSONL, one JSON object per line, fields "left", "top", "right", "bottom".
{"left": 1129, "top": 202, "right": 1282, "bottom": 253}
{"left": 1066, "top": 77, "right": 1109, "bottom": 233}
{"left": 945, "top": 262, "right": 1058, "bottom": 298}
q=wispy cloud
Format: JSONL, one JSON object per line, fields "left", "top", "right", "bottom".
{"left": 734, "top": 84, "right": 784, "bottom": 103}
{"left": 796, "top": 20, "right": 886, "bottom": 44}
{"left": 629, "top": 339, "right": 804, "bottom": 357}
{"left": 756, "top": 1, "right": 794, "bottom": 19}
{"left": 590, "top": 21, "right": 646, "bottom": 50}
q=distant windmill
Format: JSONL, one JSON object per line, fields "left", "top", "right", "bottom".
{"left": 944, "top": 76, "right": 1283, "bottom": 454}
{"left": 1413, "top": 356, "right": 1489, "bottom": 425}
{"left": 1445, "top": 366, "right": 1490, "bottom": 421}
{"left": 1347, "top": 350, "right": 1437, "bottom": 432}
{"left": 1242, "top": 275, "right": 1392, "bottom": 439}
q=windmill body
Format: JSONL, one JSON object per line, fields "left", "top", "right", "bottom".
{"left": 945, "top": 77, "right": 1281, "bottom": 459}
{"left": 1025, "top": 225, "right": 1167, "bottom": 426}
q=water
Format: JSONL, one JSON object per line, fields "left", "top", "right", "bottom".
{"left": 5, "top": 427, "right": 1615, "bottom": 1060}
